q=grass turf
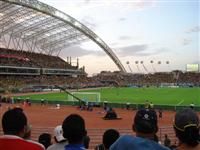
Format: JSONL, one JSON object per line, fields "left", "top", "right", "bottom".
{"left": 14, "top": 87, "right": 200, "bottom": 106}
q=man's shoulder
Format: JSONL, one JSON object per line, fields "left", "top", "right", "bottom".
{"left": 64, "top": 144, "right": 86, "bottom": 150}
{"left": 151, "top": 141, "right": 170, "bottom": 150}
{"left": 110, "top": 135, "right": 170, "bottom": 150}
{"left": 47, "top": 144, "right": 59, "bottom": 150}
{"left": 114, "top": 135, "right": 135, "bottom": 143}
{"left": 110, "top": 135, "right": 139, "bottom": 150}
{"left": 116, "top": 135, "right": 147, "bottom": 143}
{"left": 26, "top": 140, "right": 45, "bottom": 149}
{"left": 47, "top": 141, "right": 68, "bottom": 150}
{"left": 0, "top": 135, "right": 44, "bottom": 150}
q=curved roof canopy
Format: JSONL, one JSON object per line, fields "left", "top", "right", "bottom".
{"left": 0, "top": 0, "right": 126, "bottom": 72}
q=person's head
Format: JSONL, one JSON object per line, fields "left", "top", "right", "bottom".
{"left": 62, "top": 114, "right": 86, "bottom": 144}
{"left": 103, "top": 129, "right": 120, "bottom": 150}
{"left": 54, "top": 125, "right": 66, "bottom": 143}
{"left": 38, "top": 133, "right": 52, "bottom": 149}
{"left": 2, "top": 108, "right": 27, "bottom": 137}
{"left": 133, "top": 109, "right": 158, "bottom": 138}
{"left": 174, "top": 108, "right": 199, "bottom": 147}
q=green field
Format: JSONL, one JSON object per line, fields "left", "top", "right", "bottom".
{"left": 14, "top": 87, "right": 200, "bottom": 106}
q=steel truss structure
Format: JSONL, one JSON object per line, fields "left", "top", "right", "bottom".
{"left": 0, "top": 0, "right": 126, "bottom": 72}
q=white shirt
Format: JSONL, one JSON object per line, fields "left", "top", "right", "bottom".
{"left": 47, "top": 141, "right": 68, "bottom": 150}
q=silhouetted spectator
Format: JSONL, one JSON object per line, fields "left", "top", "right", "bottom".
{"left": 38, "top": 133, "right": 52, "bottom": 149}
{"left": 47, "top": 125, "right": 68, "bottom": 150}
{"left": 103, "top": 129, "right": 120, "bottom": 150}
{"left": 164, "top": 134, "right": 171, "bottom": 148}
{"left": 62, "top": 114, "right": 86, "bottom": 150}
{"left": 173, "top": 108, "right": 200, "bottom": 150}
{"left": 110, "top": 109, "right": 169, "bottom": 150}
{"left": 0, "top": 108, "right": 44, "bottom": 150}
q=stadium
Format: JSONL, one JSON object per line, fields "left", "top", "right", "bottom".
{"left": 0, "top": 0, "right": 199, "bottom": 149}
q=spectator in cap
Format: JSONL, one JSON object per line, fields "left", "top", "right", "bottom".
{"left": 47, "top": 125, "right": 68, "bottom": 150}
{"left": 110, "top": 109, "right": 170, "bottom": 150}
{"left": 0, "top": 108, "right": 44, "bottom": 150}
{"left": 173, "top": 108, "right": 200, "bottom": 150}
{"left": 62, "top": 114, "right": 87, "bottom": 150}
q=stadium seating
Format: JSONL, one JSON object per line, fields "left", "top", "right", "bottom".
{"left": 0, "top": 49, "right": 199, "bottom": 92}
{"left": 0, "top": 48, "right": 76, "bottom": 69}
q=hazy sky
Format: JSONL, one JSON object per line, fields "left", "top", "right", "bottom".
{"left": 39, "top": 0, "right": 199, "bottom": 75}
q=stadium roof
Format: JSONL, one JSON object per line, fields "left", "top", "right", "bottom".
{"left": 0, "top": 0, "right": 126, "bottom": 72}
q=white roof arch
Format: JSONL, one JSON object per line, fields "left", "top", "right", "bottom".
{"left": 0, "top": 0, "right": 126, "bottom": 72}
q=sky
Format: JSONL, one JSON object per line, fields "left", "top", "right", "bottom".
{"left": 39, "top": 0, "right": 199, "bottom": 75}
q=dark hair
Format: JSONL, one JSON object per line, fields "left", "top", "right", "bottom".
{"left": 62, "top": 114, "right": 86, "bottom": 144}
{"left": 2, "top": 108, "right": 27, "bottom": 135}
{"left": 103, "top": 129, "right": 120, "bottom": 149}
{"left": 38, "top": 133, "right": 52, "bottom": 149}
{"left": 174, "top": 108, "right": 199, "bottom": 147}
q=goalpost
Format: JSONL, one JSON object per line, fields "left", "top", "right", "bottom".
{"left": 68, "top": 92, "right": 101, "bottom": 103}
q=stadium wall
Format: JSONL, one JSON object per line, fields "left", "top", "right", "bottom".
{"left": 13, "top": 98, "right": 200, "bottom": 111}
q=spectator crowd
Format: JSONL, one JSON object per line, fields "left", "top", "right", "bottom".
{"left": 0, "top": 106, "right": 199, "bottom": 150}
{"left": 0, "top": 48, "right": 200, "bottom": 93}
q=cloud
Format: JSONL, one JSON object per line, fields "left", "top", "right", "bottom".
{"left": 119, "top": 36, "right": 132, "bottom": 40}
{"left": 155, "top": 47, "right": 170, "bottom": 53}
{"left": 110, "top": 42, "right": 120, "bottom": 47}
{"left": 182, "top": 38, "right": 192, "bottom": 46}
{"left": 60, "top": 45, "right": 106, "bottom": 58}
{"left": 115, "top": 44, "right": 168, "bottom": 57}
{"left": 59, "top": 44, "right": 167, "bottom": 59}
{"left": 51, "top": 0, "right": 156, "bottom": 11}
{"left": 191, "top": 61, "right": 200, "bottom": 64}
{"left": 186, "top": 26, "right": 200, "bottom": 33}
{"left": 80, "top": 16, "right": 98, "bottom": 30}
{"left": 116, "top": 44, "right": 148, "bottom": 56}
{"left": 118, "top": 17, "right": 126, "bottom": 22}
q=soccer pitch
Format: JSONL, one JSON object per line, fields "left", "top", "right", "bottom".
{"left": 14, "top": 87, "right": 200, "bottom": 106}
